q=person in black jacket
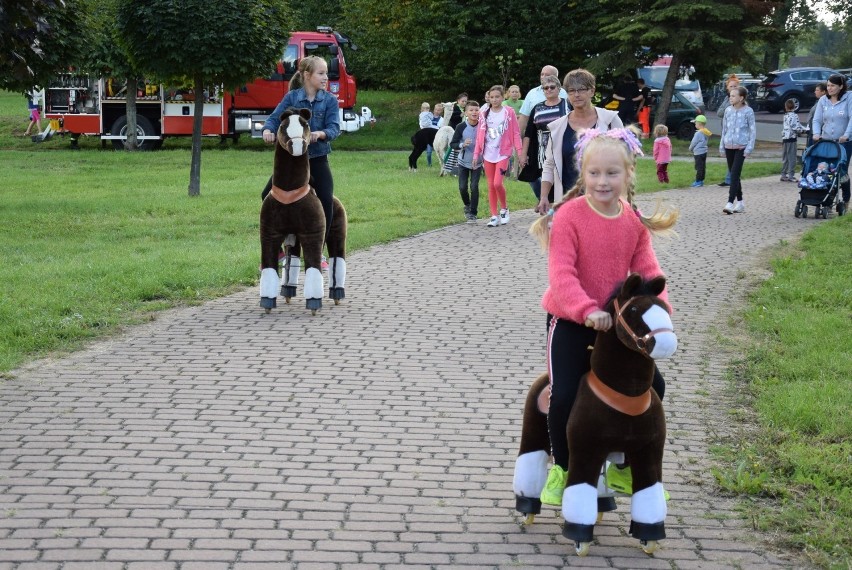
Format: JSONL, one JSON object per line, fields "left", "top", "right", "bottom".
{"left": 448, "top": 92, "right": 468, "bottom": 129}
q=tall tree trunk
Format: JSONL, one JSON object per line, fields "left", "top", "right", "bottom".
{"left": 655, "top": 52, "right": 682, "bottom": 131}
{"left": 125, "top": 75, "right": 138, "bottom": 150}
{"left": 188, "top": 74, "right": 204, "bottom": 196}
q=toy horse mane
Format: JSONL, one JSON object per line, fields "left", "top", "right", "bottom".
{"left": 272, "top": 108, "right": 311, "bottom": 192}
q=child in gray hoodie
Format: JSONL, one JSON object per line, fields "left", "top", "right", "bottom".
{"left": 688, "top": 114, "right": 711, "bottom": 187}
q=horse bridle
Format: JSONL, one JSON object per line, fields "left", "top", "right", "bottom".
{"left": 613, "top": 296, "right": 673, "bottom": 357}
{"left": 282, "top": 133, "right": 309, "bottom": 155}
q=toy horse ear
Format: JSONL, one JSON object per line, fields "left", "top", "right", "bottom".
{"left": 647, "top": 276, "right": 667, "bottom": 296}
{"left": 621, "top": 273, "right": 643, "bottom": 297}
{"left": 279, "top": 108, "right": 293, "bottom": 123}
{"left": 298, "top": 108, "right": 312, "bottom": 121}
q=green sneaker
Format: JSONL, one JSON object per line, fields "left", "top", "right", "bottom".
{"left": 540, "top": 465, "right": 568, "bottom": 506}
{"left": 605, "top": 463, "right": 633, "bottom": 494}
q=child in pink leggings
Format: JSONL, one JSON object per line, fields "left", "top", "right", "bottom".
{"left": 474, "top": 85, "right": 523, "bottom": 227}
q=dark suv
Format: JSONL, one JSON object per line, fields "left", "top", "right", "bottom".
{"left": 756, "top": 67, "right": 836, "bottom": 113}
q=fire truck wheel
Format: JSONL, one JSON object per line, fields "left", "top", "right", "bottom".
{"left": 111, "top": 115, "right": 157, "bottom": 151}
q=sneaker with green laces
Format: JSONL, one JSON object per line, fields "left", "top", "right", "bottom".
{"left": 605, "top": 463, "right": 633, "bottom": 494}
{"left": 540, "top": 465, "right": 568, "bottom": 506}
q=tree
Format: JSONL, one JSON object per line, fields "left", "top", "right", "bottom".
{"left": 594, "top": 0, "right": 780, "bottom": 128}
{"left": 115, "top": 0, "right": 291, "bottom": 196}
{"left": 0, "top": 0, "right": 89, "bottom": 92}
{"left": 340, "top": 0, "right": 606, "bottom": 95}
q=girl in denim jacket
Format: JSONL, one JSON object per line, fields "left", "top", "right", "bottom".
{"left": 262, "top": 56, "right": 341, "bottom": 241}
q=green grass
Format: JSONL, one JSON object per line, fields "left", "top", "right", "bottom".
{"left": 0, "top": 88, "right": 779, "bottom": 372}
{"left": 712, "top": 216, "right": 852, "bottom": 568}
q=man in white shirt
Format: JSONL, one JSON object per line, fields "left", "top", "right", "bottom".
{"left": 518, "top": 66, "right": 569, "bottom": 136}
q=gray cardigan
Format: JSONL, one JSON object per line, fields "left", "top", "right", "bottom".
{"left": 812, "top": 93, "right": 852, "bottom": 141}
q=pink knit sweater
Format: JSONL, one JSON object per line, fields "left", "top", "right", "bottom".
{"left": 541, "top": 196, "right": 669, "bottom": 323}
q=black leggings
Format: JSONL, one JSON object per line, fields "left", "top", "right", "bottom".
{"left": 546, "top": 315, "right": 666, "bottom": 470}
{"left": 262, "top": 155, "right": 334, "bottom": 240}
{"left": 724, "top": 148, "right": 746, "bottom": 203}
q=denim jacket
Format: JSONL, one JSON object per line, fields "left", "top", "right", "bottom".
{"left": 263, "top": 88, "right": 340, "bottom": 159}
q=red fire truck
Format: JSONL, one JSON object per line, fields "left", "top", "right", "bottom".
{"left": 44, "top": 27, "right": 372, "bottom": 149}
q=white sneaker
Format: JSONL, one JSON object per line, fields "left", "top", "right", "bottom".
{"left": 499, "top": 208, "right": 510, "bottom": 225}
{"left": 733, "top": 200, "right": 745, "bottom": 213}
{"left": 723, "top": 202, "right": 734, "bottom": 214}
{"left": 486, "top": 216, "right": 500, "bottom": 227}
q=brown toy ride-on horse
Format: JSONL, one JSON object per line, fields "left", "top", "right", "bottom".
{"left": 259, "top": 108, "right": 347, "bottom": 314}
{"left": 513, "top": 274, "right": 677, "bottom": 556}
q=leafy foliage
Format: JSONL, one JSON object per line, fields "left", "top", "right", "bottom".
{"left": 339, "top": 0, "right": 605, "bottom": 95}
{"left": 593, "top": 0, "right": 780, "bottom": 126}
{"left": 115, "top": 0, "right": 292, "bottom": 90}
{"left": 0, "top": 0, "right": 90, "bottom": 91}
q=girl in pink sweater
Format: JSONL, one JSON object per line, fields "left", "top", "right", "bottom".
{"left": 653, "top": 124, "right": 672, "bottom": 183}
{"left": 474, "top": 85, "right": 523, "bottom": 227}
{"left": 529, "top": 127, "right": 678, "bottom": 506}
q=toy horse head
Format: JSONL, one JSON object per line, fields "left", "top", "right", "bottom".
{"left": 609, "top": 274, "right": 677, "bottom": 360}
{"left": 276, "top": 108, "right": 311, "bottom": 156}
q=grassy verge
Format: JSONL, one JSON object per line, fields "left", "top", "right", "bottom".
{"left": 711, "top": 214, "right": 852, "bottom": 568}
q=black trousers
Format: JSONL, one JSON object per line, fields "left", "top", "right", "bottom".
{"left": 725, "top": 148, "right": 746, "bottom": 202}
{"left": 458, "top": 165, "right": 482, "bottom": 216}
{"left": 262, "top": 155, "right": 334, "bottom": 240}
{"left": 694, "top": 153, "right": 706, "bottom": 182}
{"left": 546, "top": 316, "right": 665, "bottom": 470}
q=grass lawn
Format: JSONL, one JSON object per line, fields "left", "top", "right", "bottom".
{"left": 712, "top": 215, "right": 852, "bottom": 568}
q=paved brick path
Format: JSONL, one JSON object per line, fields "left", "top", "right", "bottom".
{"left": 0, "top": 175, "right": 819, "bottom": 569}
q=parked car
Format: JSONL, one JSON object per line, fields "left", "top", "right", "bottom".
{"left": 600, "top": 89, "right": 699, "bottom": 139}
{"left": 638, "top": 66, "right": 704, "bottom": 112}
{"left": 648, "top": 90, "right": 701, "bottom": 139}
{"left": 755, "top": 67, "right": 836, "bottom": 113}
{"left": 704, "top": 75, "right": 762, "bottom": 112}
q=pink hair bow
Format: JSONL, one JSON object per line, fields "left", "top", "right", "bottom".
{"left": 574, "top": 127, "right": 644, "bottom": 170}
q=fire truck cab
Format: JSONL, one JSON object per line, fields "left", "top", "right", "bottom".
{"left": 44, "top": 27, "right": 372, "bottom": 149}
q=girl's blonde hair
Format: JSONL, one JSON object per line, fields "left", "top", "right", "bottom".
{"left": 421, "top": 102, "right": 431, "bottom": 111}
{"left": 289, "top": 55, "right": 327, "bottom": 90}
{"left": 530, "top": 125, "right": 678, "bottom": 248}
{"left": 654, "top": 124, "right": 668, "bottom": 138}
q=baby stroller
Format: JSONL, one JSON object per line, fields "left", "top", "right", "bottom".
{"left": 795, "top": 140, "right": 847, "bottom": 219}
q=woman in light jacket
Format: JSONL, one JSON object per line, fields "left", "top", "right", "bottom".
{"left": 812, "top": 73, "right": 852, "bottom": 208}
{"left": 537, "top": 69, "right": 623, "bottom": 214}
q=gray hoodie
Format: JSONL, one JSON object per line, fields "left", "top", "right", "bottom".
{"left": 812, "top": 93, "right": 852, "bottom": 141}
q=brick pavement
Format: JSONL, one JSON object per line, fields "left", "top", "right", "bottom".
{"left": 0, "top": 175, "right": 820, "bottom": 569}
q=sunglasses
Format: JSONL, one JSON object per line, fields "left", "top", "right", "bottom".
{"left": 543, "top": 85, "right": 559, "bottom": 91}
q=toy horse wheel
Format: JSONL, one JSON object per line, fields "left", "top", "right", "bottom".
{"left": 334, "top": 299, "right": 340, "bottom": 305}
{"left": 575, "top": 541, "right": 591, "bottom": 557}
{"left": 596, "top": 512, "right": 604, "bottom": 523}
{"left": 264, "top": 308, "right": 271, "bottom": 314}
{"left": 285, "top": 297, "right": 291, "bottom": 304}
{"left": 522, "top": 514, "right": 535, "bottom": 525}
{"left": 311, "top": 309, "right": 318, "bottom": 316}
{"left": 640, "top": 540, "right": 660, "bottom": 554}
